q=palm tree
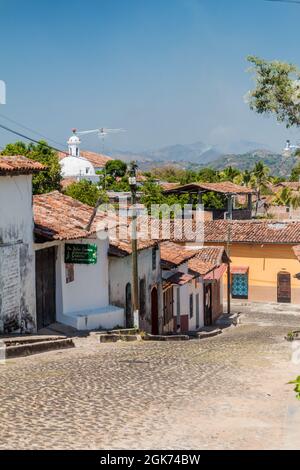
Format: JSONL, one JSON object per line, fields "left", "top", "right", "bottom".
{"left": 273, "top": 187, "right": 300, "bottom": 211}
{"left": 252, "top": 162, "right": 270, "bottom": 216}
{"left": 219, "top": 166, "right": 240, "bottom": 182}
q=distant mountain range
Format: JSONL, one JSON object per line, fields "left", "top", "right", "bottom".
{"left": 104, "top": 140, "right": 294, "bottom": 176}
{"left": 105, "top": 139, "right": 274, "bottom": 165}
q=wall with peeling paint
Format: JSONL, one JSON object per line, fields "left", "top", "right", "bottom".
{"left": 108, "top": 248, "right": 163, "bottom": 333}
{"left": 0, "top": 175, "right": 36, "bottom": 334}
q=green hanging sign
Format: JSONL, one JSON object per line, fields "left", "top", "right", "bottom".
{"left": 65, "top": 243, "right": 98, "bottom": 265}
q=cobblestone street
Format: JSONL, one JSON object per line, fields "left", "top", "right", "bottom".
{"left": 1, "top": 309, "right": 300, "bottom": 450}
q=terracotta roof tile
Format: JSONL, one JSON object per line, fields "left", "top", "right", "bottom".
{"left": 204, "top": 220, "right": 300, "bottom": 244}
{"left": 163, "top": 272, "right": 194, "bottom": 289}
{"left": 0, "top": 155, "right": 45, "bottom": 175}
{"left": 160, "top": 242, "right": 196, "bottom": 269}
{"left": 188, "top": 246, "right": 228, "bottom": 277}
{"left": 108, "top": 239, "right": 158, "bottom": 257}
{"left": 33, "top": 191, "right": 120, "bottom": 241}
{"left": 163, "top": 181, "right": 254, "bottom": 195}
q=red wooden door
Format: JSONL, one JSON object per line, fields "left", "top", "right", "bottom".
{"left": 277, "top": 272, "right": 291, "bottom": 304}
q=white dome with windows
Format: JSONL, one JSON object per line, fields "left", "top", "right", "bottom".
{"left": 60, "top": 155, "right": 96, "bottom": 178}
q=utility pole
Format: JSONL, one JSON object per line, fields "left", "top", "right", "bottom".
{"left": 129, "top": 162, "right": 139, "bottom": 329}
{"left": 226, "top": 194, "right": 233, "bottom": 317}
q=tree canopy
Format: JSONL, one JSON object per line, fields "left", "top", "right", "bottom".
{"left": 105, "top": 159, "right": 127, "bottom": 178}
{"left": 64, "top": 180, "right": 108, "bottom": 207}
{"left": 247, "top": 56, "right": 300, "bottom": 128}
{"left": 1, "top": 140, "right": 61, "bottom": 194}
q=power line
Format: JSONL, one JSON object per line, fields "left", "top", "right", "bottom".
{"left": 0, "top": 122, "right": 69, "bottom": 156}
{"left": 0, "top": 112, "right": 65, "bottom": 148}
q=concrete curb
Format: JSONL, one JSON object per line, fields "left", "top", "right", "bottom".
{"left": 5, "top": 338, "right": 75, "bottom": 358}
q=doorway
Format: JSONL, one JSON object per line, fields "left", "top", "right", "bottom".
{"left": 196, "top": 293, "right": 200, "bottom": 330}
{"left": 125, "top": 283, "right": 133, "bottom": 327}
{"left": 204, "top": 283, "right": 212, "bottom": 326}
{"left": 277, "top": 272, "right": 291, "bottom": 303}
{"left": 151, "top": 287, "right": 159, "bottom": 335}
{"left": 35, "top": 247, "right": 56, "bottom": 330}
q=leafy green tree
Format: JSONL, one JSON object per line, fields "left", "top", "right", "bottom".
{"left": 105, "top": 159, "right": 127, "bottom": 178}
{"left": 197, "top": 168, "right": 219, "bottom": 183}
{"left": 247, "top": 56, "right": 300, "bottom": 127}
{"left": 64, "top": 180, "right": 108, "bottom": 207}
{"left": 1, "top": 140, "right": 61, "bottom": 194}
{"left": 141, "top": 180, "right": 164, "bottom": 210}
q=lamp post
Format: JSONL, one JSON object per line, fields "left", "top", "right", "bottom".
{"left": 129, "top": 162, "right": 139, "bottom": 329}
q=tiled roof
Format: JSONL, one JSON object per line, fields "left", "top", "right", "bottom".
{"left": 159, "top": 182, "right": 181, "bottom": 191}
{"left": 58, "top": 150, "right": 112, "bottom": 169}
{"left": 163, "top": 181, "right": 254, "bottom": 195}
{"left": 275, "top": 182, "right": 300, "bottom": 192}
{"left": 33, "top": 191, "right": 120, "bottom": 241}
{"left": 188, "top": 246, "right": 228, "bottom": 277}
{"left": 0, "top": 155, "right": 45, "bottom": 175}
{"left": 137, "top": 217, "right": 204, "bottom": 243}
{"left": 163, "top": 272, "right": 194, "bottom": 289}
{"left": 160, "top": 242, "right": 196, "bottom": 269}
{"left": 60, "top": 177, "right": 77, "bottom": 190}
{"left": 204, "top": 220, "right": 300, "bottom": 244}
{"left": 108, "top": 239, "right": 158, "bottom": 257}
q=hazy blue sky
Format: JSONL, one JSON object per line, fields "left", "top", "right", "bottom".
{"left": 1, "top": 0, "right": 300, "bottom": 153}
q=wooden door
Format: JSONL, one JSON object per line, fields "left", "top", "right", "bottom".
{"left": 204, "top": 284, "right": 212, "bottom": 326}
{"left": 277, "top": 272, "right": 291, "bottom": 304}
{"left": 151, "top": 287, "right": 159, "bottom": 335}
{"left": 163, "top": 287, "right": 173, "bottom": 329}
{"left": 35, "top": 247, "right": 56, "bottom": 330}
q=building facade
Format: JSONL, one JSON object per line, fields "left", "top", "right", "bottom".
{"left": 0, "top": 156, "right": 44, "bottom": 334}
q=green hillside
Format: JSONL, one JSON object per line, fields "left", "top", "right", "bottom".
{"left": 207, "top": 150, "right": 298, "bottom": 177}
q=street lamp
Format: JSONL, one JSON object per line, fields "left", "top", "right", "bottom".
{"left": 128, "top": 162, "right": 139, "bottom": 329}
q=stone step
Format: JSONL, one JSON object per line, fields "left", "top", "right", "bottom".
{"left": 108, "top": 328, "right": 139, "bottom": 336}
{"left": 144, "top": 334, "right": 189, "bottom": 342}
{"left": 99, "top": 334, "right": 141, "bottom": 343}
{"left": 3, "top": 338, "right": 75, "bottom": 359}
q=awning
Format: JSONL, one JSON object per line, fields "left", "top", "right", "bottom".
{"left": 231, "top": 266, "right": 249, "bottom": 275}
{"left": 204, "top": 263, "right": 227, "bottom": 281}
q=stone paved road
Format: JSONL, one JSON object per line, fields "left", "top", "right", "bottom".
{"left": 0, "top": 310, "right": 300, "bottom": 450}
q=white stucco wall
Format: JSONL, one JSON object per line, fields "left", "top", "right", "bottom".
{"left": 188, "top": 278, "right": 204, "bottom": 330}
{"left": 55, "top": 238, "right": 110, "bottom": 319}
{"left": 0, "top": 175, "right": 36, "bottom": 334}
{"left": 109, "top": 247, "right": 162, "bottom": 333}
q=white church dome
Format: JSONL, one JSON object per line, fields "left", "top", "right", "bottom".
{"left": 60, "top": 155, "right": 96, "bottom": 178}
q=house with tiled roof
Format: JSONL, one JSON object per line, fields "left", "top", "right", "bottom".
{"left": 108, "top": 237, "right": 162, "bottom": 334}
{"left": 201, "top": 219, "right": 300, "bottom": 305}
{"left": 163, "top": 181, "right": 255, "bottom": 221}
{"left": 33, "top": 191, "right": 124, "bottom": 331}
{"left": 0, "top": 156, "right": 45, "bottom": 335}
{"left": 160, "top": 242, "right": 230, "bottom": 333}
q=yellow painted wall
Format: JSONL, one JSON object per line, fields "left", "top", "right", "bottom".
{"left": 205, "top": 243, "right": 300, "bottom": 304}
